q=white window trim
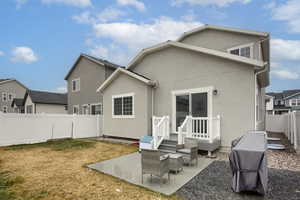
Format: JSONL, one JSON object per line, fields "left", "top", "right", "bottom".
{"left": 72, "top": 78, "right": 80, "bottom": 92}
{"left": 90, "top": 103, "right": 102, "bottom": 115}
{"left": 73, "top": 105, "right": 80, "bottom": 115}
{"left": 2, "top": 92, "right": 7, "bottom": 102}
{"left": 290, "top": 99, "right": 300, "bottom": 106}
{"left": 112, "top": 93, "right": 135, "bottom": 119}
{"left": 82, "top": 104, "right": 90, "bottom": 115}
{"left": 227, "top": 43, "right": 254, "bottom": 59}
{"left": 3, "top": 106, "right": 8, "bottom": 113}
{"left": 8, "top": 93, "right": 15, "bottom": 101}
{"left": 171, "top": 86, "right": 214, "bottom": 133}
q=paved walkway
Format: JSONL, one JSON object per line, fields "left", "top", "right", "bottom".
{"left": 88, "top": 152, "right": 213, "bottom": 195}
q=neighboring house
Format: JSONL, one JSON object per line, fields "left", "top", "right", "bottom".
{"left": 97, "top": 24, "right": 270, "bottom": 151}
{"left": 65, "top": 54, "right": 123, "bottom": 115}
{"left": 0, "top": 79, "right": 27, "bottom": 113}
{"left": 266, "top": 89, "right": 300, "bottom": 115}
{"left": 11, "top": 98, "right": 25, "bottom": 113}
{"left": 23, "top": 90, "right": 68, "bottom": 114}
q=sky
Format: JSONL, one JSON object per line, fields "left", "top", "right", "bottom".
{"left": 0, "top": 0, "right": 300, "bottom": 93}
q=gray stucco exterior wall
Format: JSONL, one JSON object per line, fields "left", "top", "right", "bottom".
{"left": 67, "top": 57, "right": 107, "bottom": 114}
{"left": 0, "top": 81, "right": 26, "bottom": 113}
{"left": 132, "top": 46, "right": 256, "bottom": 148}
{"left": 180, "top": 29, "right": 263, "bottom": 60}
{"left": 102, "top": 73, "right": 152, "bottom": 139}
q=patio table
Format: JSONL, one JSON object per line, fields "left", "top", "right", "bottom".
{"left": 229, "top": 132, "right": 268, "bottom": 195}
{"left": 168, "top": 153, "right": 184, "bottom": 174}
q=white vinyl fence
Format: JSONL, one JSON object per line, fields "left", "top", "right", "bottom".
{"left": 266, "top": 111, "right": 300, "bottom": 153}
{"left": 0, "top": 112, "right": 102, "bottom": 147}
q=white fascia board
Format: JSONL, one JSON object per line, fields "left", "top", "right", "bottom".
{"left": 97, "top": 68, "right": 155, "bottom": 92}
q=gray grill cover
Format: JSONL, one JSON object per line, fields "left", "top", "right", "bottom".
{"left": 229, "top": 132, "right": 268, "bottom": 195}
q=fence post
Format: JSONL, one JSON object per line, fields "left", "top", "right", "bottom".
{"left": 96, "top": 114, "right": 100, "bottom": 137}
{"left": 72, "top": 114, "right": 76, "bottom": 138}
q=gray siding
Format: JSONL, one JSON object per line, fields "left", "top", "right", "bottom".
{"left": 102, "top": 73, "right": 152, "bottom": 139}
{"left": 132, "top": 46, "right": 256, "bottom": 148}
{"left": 67, "top": 57, "right": 107, "bottom": 114}
{"left": 0, "top": 81, "right": 26, "bottom": 113}
{"left": 180, "top": 29, "right": 263, "bottom": 61}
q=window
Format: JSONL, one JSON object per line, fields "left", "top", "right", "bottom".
{"left": 73, "top": 105, "right": 79, "bottom": 114}
{"left": 72, "top": 78, "right": 80, "bottom": 92}
{"left": 82, "top": 105, "right": 90, "bottom": 115}
{"left": 112, "top": 93, "right": 134, "bottom": 118}
{"left": 91, "top": 104, "right": 102, "bottom": 115}
{"left": 26, "top": 105, "right": 33, "bottom": 114}
{"left": 228, "top": 44, "right": 253, "bottom": 58}
{"left": 3, "top": 106, "right": 7, "bottom": 113}
{"left": 8, "top": 93, "right": 15, "bottom": 101}
{"left": 290, "top": 99, "right": 300, "bottom": 106}
{"left": 2, "top": 92, "right": 7, "bottom": 102}
{"left": 240, "top": 46, "right": 251, "bottom": 58}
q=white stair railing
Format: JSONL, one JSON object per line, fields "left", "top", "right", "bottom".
{"left": 152, "top": 116, "right": 170, "bottom": 149}
{"left": 178, "top": 115, "right": 221, "bottom": 144}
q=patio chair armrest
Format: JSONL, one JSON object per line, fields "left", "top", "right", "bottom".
{"left": 160, "top": 155, "right": 169, "bottom": 161}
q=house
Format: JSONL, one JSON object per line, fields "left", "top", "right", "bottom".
{"left": 266, "top": 89, "right": 300, "bottom": 115}
{"left": 0, "top": 79, "right": 27, "bottom": 113}
{"left": 23, "top": 90, "right": 68, "bottom": 114}
{"left": 11, "top": 98, "right": 25, "bottom": 113}
{"left": 97, "top": 24, "right": 270, "bottom": 151}
{"left": 64, "top": 54, "right": 123, "bottom": 115}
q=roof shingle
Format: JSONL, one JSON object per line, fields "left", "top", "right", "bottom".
{"left": 26, "top": 90, "right": 67, "bottom": 105}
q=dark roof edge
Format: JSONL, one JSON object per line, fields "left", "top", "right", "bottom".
{"left": 64, "top": 54, "right": 124, "bottom": 80}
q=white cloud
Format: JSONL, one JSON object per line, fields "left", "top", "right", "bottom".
{"left": 269, "top": 0, "right": 300, "bottom": 33}
{"left": 271, "top": 38, "right": 300, "bottom": 61}
{"left": 98, "top": 8, "right": 126, "bottom": 22}
{"left": 117, "top": 0, "right": 146, "bottom": 12}
{"left": 90, "top": 45, "right": 109, "bottom": 58}
{"left": 41, "top": 0, "right": 92, "bottom": 8}
{"left": 0, "top": 51, "right": 4, "bottom": 57}
{"left": 56, "top": 86, "right": 67, "bottom": 93}
{"left": 16, "top": 0, "right": 28, "bottom": 9}
{"left": 72, "top": 11, "right": 95, "bottom": 24}
{"left": 11, "top": 46, "right": 38, "bottom": 64}
{"left": 171, "top": 0, "right": 251, "bottom": 7}
{"left": 93, "top": 17, "right": 202, "bottom": 50}
{"left": 72, "top": 8, "right": 125, "bottom": 25}
{"left": 86, "top": 17, "right": 202, "bottom": 65}
{"left": 272, "top": 70, "right": 299, "bottom": 80}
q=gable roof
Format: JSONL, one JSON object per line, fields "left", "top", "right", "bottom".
{"left": 0, "top": 79, "right": 28, "bottom": 89}
{"left": 176, "top": 24, "right": 269, "bottom": 42}
{"left": 267, "top": 89, "right": 300, "bottom": 100}
{"left": 0, "top": 79, "right": 11, "bottom": 83}
{"left": 11, "top": 98, "right": 24, "bottom": 107}
{"left": 97, "top": 68, "right": 156, "bottom": 92}
{"left": 126, "top": 41, "right": 266, "bottom": 70}
{"left": 64, "top": 54, "right": 124, "bottom": 80}
{"left": 283, "top": 90, "right": 300, "bottom": 99}
{"left": 24, "top": 90, "right": 67, "bottom": 105}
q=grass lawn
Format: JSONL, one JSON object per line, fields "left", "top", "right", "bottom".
{"left": 0, "top": 139, "right": 179, "bottom": 200}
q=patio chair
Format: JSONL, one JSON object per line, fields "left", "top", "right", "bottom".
{"left": 177, "top": 137, "right": 198, "bottom": 166}
{"left": 141, "top": 149, "right": 170, "bottom": 184}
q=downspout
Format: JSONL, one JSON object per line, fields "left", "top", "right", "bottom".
{"left": 254, "top": 63, "right": 268, "bottom": 130}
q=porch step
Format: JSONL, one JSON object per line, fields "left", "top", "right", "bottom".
{"left": 159, "top": 149, "right": 176, "bottom": 154}
{"left": 158, "top": 139, "right": 180, "bottom": 153}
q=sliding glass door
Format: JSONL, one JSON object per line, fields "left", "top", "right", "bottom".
{"left": 175, "top": 92, "right": 208, "bottom": 132}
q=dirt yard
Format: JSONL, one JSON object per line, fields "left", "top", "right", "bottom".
{"left": 0, "top": 139, "right": 179, "bottom": 200}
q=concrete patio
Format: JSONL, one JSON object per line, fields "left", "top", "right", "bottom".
{"left": 87, "top": 152, "right": 213, "bottom": 195}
